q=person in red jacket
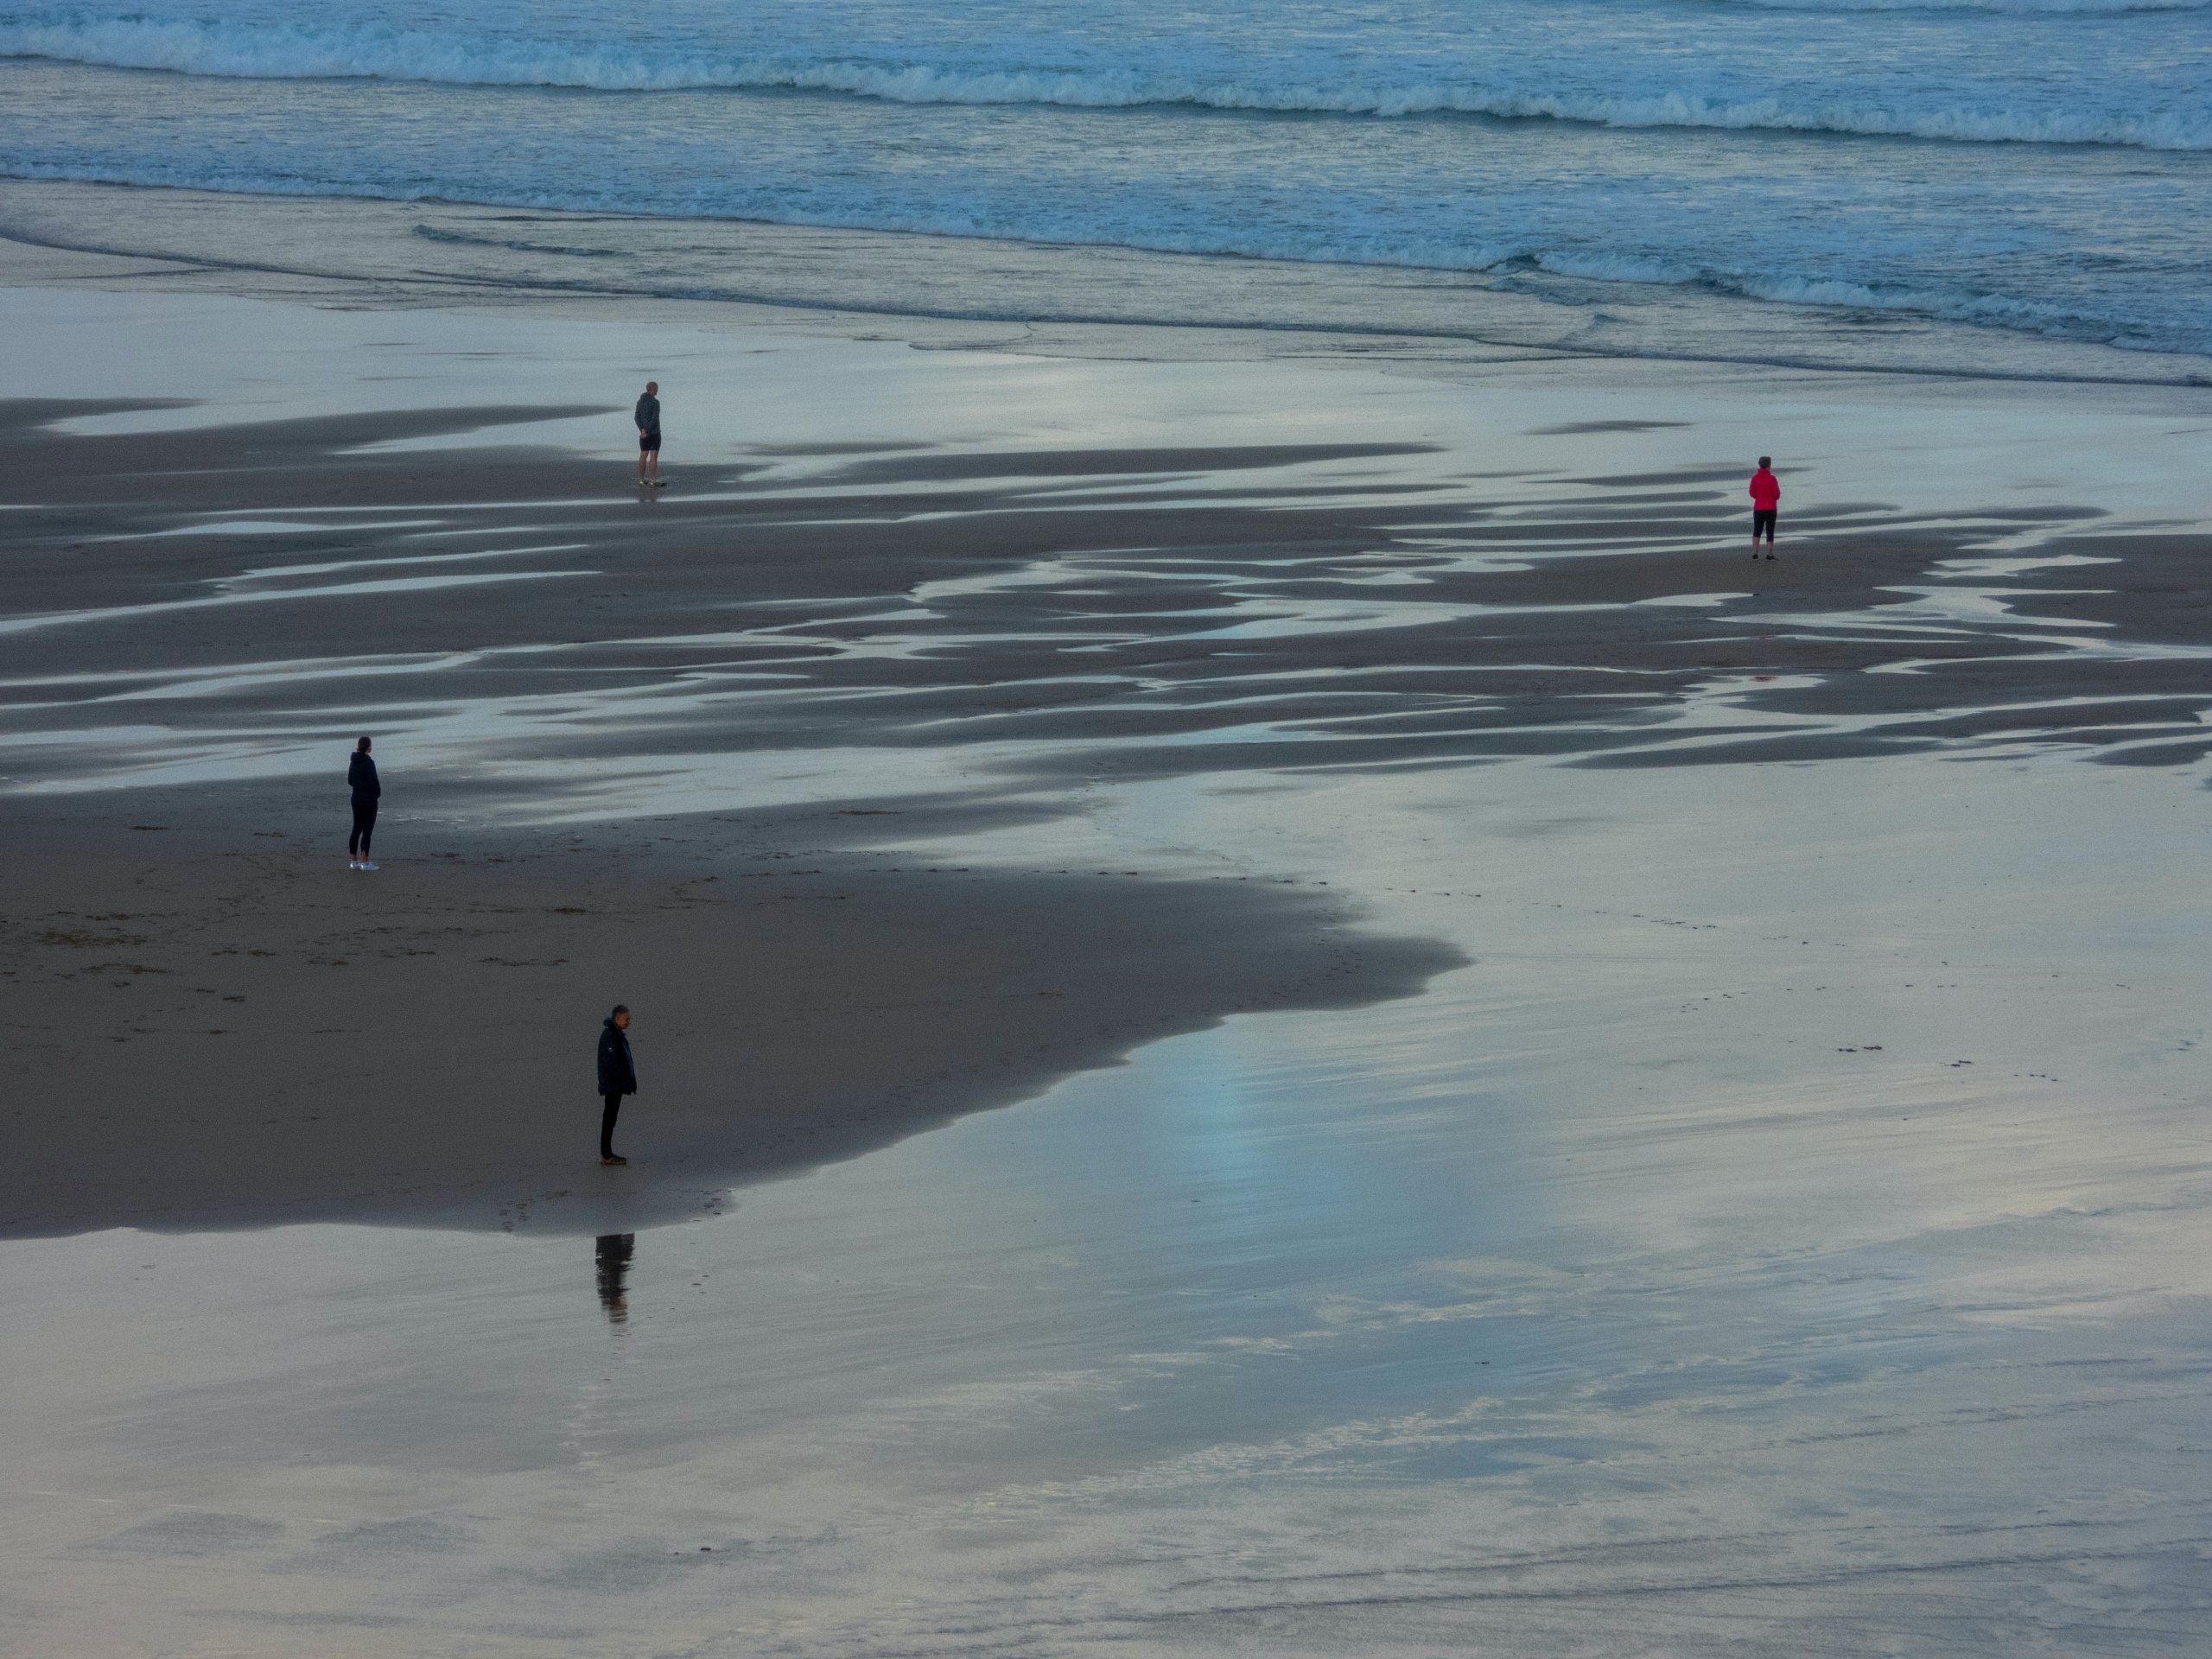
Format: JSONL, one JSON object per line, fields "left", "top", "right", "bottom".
{"left": 1749, "top": 457, "right": 1781, "bottom": 559}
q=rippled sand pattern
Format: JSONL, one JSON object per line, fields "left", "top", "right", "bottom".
{"left": 6, "top": 397, "right": 2210, "bottom": 810}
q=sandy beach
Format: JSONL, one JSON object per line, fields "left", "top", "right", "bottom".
{"left": 4, "top": 192, "right": 2212, "bottom": 1653}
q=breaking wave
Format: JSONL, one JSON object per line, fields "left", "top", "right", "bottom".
{"left": 3, "top": 16, "right": 2208, "bottom": 149}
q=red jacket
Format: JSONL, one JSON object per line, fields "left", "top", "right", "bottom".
{"left": 1749, "top": 468, "right": 1781, "bottom": 509}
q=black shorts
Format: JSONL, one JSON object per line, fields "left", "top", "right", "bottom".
{"left": 1752, "top": 507, "right": 1777, "bottom": 537}
{"left": 639, "top": 431, "right": 661, "bottom": 453}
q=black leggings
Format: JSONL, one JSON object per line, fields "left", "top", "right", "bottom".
{"left": 601, "top": 1093, "right": 624, "bottom": 1158}
{"left": 1752, "top": 508, "right": 1777, "bottom": 542}
{"left": 349, "top": 798, "right": 378, "bottom": 855}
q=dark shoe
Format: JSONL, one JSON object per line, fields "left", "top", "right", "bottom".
{"left": 1764, "top": 552, "right": 1776, "bottom": 560}
{"left": 600, "top": 1154, "right": 628, "bottom": 1166}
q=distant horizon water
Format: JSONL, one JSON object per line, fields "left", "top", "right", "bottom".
{"left": 2, "top": 0, "right": 2209, "bottom": 369}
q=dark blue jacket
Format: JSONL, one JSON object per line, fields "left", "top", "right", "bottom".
{"left": 597, "top": 1019, "right": 637, "bottom": 1096}
{"left": 347, "top": 752, "right": 380, "bottom": 801}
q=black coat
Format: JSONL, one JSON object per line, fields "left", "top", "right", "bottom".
{"left": 597, "top": 1020, "right": 637, "bottom": 1096}
{"left": 347, "top": 752, "right": 380, "bottom": 800}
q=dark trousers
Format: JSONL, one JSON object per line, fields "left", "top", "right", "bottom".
{"left": 601, "top": 1092, "right": 623, "bottom": 1158}
{"left": 1752, "top": 508, "right": 1777, "bottom": 542}
{"left": 348, "top": 797, "right": 378, "bottom": 855}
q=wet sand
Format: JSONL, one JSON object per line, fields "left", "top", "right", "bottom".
{"left": 0, "top": 391, "right": 1485, "bottom": 1236}
{"left": 6, "top": 372, "right": 2209, "bottom": 1236}
{"left": 1, "top": 792, "right": 1454, "bottom": 1237}
{"left": 10, "top": 391, "right": 2212, "bottom": 788}
{"left": 6, "top": 245, "right": 2212, "bottom": 1655}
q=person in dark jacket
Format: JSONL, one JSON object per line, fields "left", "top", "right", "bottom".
{"left": 346, "top": 735, "right": 380, "bottom": 871}
{"left": 634, "top": 380, "right": 663, "bottom": 487}
{"left": 597, "top": 1004, "right": 637, "bottom": 1166}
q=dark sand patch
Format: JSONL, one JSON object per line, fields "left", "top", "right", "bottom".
{"left": 1, "top": 793, "right": 1459, "bottom": 1239}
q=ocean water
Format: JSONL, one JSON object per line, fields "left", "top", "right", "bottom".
{"left": 0, "top": 3, "right": 2209, "bottom": 363}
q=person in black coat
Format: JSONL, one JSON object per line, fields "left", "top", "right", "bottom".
{"left": 634, "top": 380, "right": 663, "bottom": 486}
{"left": 597, "top": 1005, "right": 638, "bottom": 1166}
{"left": 346, "top": 736, "right": 381, "bottom": 870}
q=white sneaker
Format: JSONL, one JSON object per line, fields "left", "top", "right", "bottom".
{"left": 359, "top": 861, "right": 378, "bottom": 872}
{"left": 347, "top": 858, "right": 359, "bottom": 869}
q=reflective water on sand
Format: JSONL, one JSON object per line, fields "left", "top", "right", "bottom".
{"left": 10, "top": 753, "right": 2210, "bottom": 1651}
{"left": 6, "top": 289, "right": 2212, "bottom": 1651}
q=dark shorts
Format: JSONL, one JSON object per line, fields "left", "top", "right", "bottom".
{"left": 1752, "top": 507, "right": 1777, "bottom": 537}
{"left": 639, "top": 431, "right": 661, "bottom": 453}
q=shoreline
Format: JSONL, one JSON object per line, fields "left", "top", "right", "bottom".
{"left": 5, "top": 175, "right": 2210, "bottom": 389}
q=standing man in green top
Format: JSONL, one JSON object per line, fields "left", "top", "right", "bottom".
{"left": 635, "top": 380, "right": 664, "bottom": 487}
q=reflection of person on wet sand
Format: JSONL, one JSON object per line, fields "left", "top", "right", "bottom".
{"left": 595, "top": 1233, "right": 635, "bottom": 1323}
{"left": 597, "top": 1003, "right": 637, "bottom": 1166}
